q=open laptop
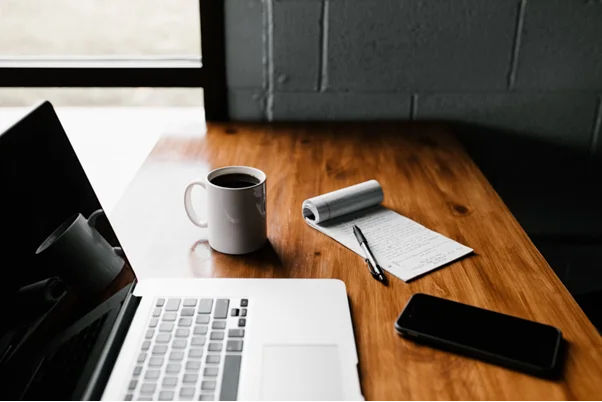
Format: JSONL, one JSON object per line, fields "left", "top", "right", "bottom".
{"left": 0, "top": 102, "right": 363, "bottom": 401}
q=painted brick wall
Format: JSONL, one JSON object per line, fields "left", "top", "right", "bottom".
{"left": 225, "top": 0, "right": 602, "bottom": 154}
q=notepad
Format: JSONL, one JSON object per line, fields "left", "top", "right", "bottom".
{"left": 302, "top": 180, "right": 473, "bottom": 282}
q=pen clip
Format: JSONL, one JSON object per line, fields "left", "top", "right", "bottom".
{"left": 365, "top": 258, "right": 378, "bottom": 275}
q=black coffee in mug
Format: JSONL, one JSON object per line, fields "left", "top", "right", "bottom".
{"left": 210, "top": 173, "right": 260, "bottom": 189}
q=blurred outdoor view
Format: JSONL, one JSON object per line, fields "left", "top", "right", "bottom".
{"left": 0, "top": 0, "right": 203, "bottom": 107}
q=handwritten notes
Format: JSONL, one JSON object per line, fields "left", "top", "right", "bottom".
{"left": 307, "top": 206, "right": 473, "bottom": 281}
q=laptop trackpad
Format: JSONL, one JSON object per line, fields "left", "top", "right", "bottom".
{"left": 260, "top": 345, "right": 343, "bottom": 401}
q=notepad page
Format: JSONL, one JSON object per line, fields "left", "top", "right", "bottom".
{"left": 306, "top": 205, "right": 473, "bottom": 282}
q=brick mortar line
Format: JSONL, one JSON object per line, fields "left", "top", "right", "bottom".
{"left": 265, "top": 0, "right": 275, "bottom": 121}
{"left": 508, "top": 0, "right": 527, "bottom": 90}
{"left": 318, "top": 0, "right": 329, "bottom": 92}
{"left": 410, "top": 94, "right": 418, "bottom": 120}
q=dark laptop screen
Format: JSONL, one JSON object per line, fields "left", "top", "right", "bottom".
{"left": 0, "top": 102, "right": 132, "bottom": 397}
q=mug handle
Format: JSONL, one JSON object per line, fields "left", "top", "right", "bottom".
{"left": 87, "top": 209, "right": 105, "bottom": 228}
{"left": 184, "top": 179, "right": 209, "bottom": 228}
{"left": 87, "top": 209, "right": 125, "bottom": 259}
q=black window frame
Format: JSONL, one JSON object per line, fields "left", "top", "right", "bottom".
{"left": 0, "top": 0, "right": 228, "bottom": 121}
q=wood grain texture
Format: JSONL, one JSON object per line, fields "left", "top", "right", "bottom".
{"left": 111, "top": 122, "right": 602, "bottom": 400}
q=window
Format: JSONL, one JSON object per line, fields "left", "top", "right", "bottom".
{"left": 0, "top": 0, "right": 228, "bottom": 119}
{"left": 0, "top": 0, "right": 201, "bottom": 57}
{"left": 0, "top": 88, "right": 204, "bottom": 108}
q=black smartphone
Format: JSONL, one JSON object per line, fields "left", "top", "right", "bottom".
{"left": 395, "top": 293, "right": 563, "bottom": 377}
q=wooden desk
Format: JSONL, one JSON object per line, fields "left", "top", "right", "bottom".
{"left": 111, "top": 122, "right": 602, "bottom": 400}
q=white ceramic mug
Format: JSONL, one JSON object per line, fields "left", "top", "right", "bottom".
{"left": 184, "top": 166, "right": 267, "bottom": 255}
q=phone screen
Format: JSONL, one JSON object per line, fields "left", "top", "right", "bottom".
{"left": 396, "top": 294, "right": 562, "bottom": 370}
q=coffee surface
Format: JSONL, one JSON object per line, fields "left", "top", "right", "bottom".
{"left": 210, "top": 173, "right": 260, "bottom": 188}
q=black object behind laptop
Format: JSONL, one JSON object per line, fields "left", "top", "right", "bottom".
{"left": 0, "top": 102, "right": 138, "bottom": 400}
{"left": 395, "top": 293, "right": 564, "bottom": 378}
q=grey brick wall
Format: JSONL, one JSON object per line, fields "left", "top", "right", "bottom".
{"left": 225, "top": 0, "right": 602, "bottom": 154}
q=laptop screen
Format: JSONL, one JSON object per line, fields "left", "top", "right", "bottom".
{"left": 0, "top": 102, "right": 134, "bottom": 397}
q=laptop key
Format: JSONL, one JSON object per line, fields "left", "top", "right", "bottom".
{"left": 156, "top": 298, "right": 165, "bottom": 307}
{"left": 133, "top": 366, "right": 143, "bottom": 376}
{"left": 138, "top": 397, "right": 152, "bottom": 401}
{"left": 183, "top": 298, "right": 197, "bottom": 307}
{"left": 194, "top": 325, "right": 208, "bottom": 335}
{"left": 137, "top": 353, "right": 147, "bottom": 363}
{"left": 175, "top": 328, "right": 190, "bottom": 338}
{"left": 201, "top": 381, "right": 217, "bottom": 391}
{"left": 191, "top": 336, "right": 206, "bottom": 346}
{"left": 178, "top": 317, "right": 193, "bottom": 327}
{"left": 240, "top": 308, "right": 247, "bottom": 317}
{"left": 166, "top": 363, "right": 181, "bottom": 374}
{"left": 226, "top": 340, "right": 244, "bottom": 352}
{"left": 240, "top": 299, "right": 248, "bottom": 307}
{"left": 220, "top": 355, "right": 242, "bottom": 401}
{"left": 141, "top": 340, "right": 151, "bottom": 350}
{"left": 212, "top": 321, "right": 226, "bottom": 330}
{"left": 169, "top": 351, "right": 185, "bottom": 361}
{"left": 152, "top": 308, "right": 161, "bottom": 317}
{"left": 181, "top": 308, "right": 195, "bottom": 316}
{"left": 198, "top": 299, "right": 213, "bottom": 314}
{"left": 165, "top": 299, "right": 181, "bottom": 311}
{"left": 173, "top": 339, "right": 187, "bottom": 349}
{"left": 159, "top": 390, "right": 174, "bottom": 401}
{"left": 159, "top": 323, "right": 174, "bottom": 332}
{"left": 213, "top": 299, "right": 229, "bottom": 319}
{"left": 145, "top": 330, "right": 154, "bottom": 339}
{"left": 183, "top": 373, "right": 199, "bottom": 383}
{"left": 199, "top": 395, "right": 214, "bottom": 401}
{"left": 180, "top": 387, "right": 195, "bottom": 398}
{"left": 145, "top": 370, "right": 160, "bottom": 380}
{"left": 149, "top": 356, "right": 164, "bottom": 366}
{"left": 149, "top": 318, "right": 158, "bottom": 328}
{"left": 204, "top": 367, "right": 218, "bottom": 377}
{"left": 140, "top": 383, "right": 156, "bottom": 394}
{"left": 208, "top": 343, "right": 222, "bottom": 352}
{"left": 196, "top": 315, "right": 210, "bottom": 325}
{"left": 238, "top": 319, "right": 246, "bottom": 327}
{"left": 163, "top": 377, "right": 178, "bottom": 387}
{"left": 210, "top": 331, "right": 224, "bottom": 341}
{"left": 125, "top": 394, "right": 133, "bottom": 401}
{"left": 163, "top": 312, "right": 177, "bottom": 321}
{"left": 188, "top": 348, "right": 203, "bottom": 358}
{"left": 186, "top": 360, "right": 201, "bottom": 371}
{"left": 228, "top": 329, "right": 244, "bottom": 338}
{"left": 206, "top": 355, "right": 220, "bottom": 364}
{"left": 230, "top": 308, "right": 240, "bottom": 317}
{"left": 152, "top": 345, "right": 168, "bottom": 355}
{"left": 128, "top": 379, "right": 138, "bottom": 390}
{"left": 156, "top": 333, "right": 171, "bottom": 343}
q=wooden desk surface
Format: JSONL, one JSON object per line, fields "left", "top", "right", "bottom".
{"left": 111, "top": 122, "right": 602, "bottom": 400}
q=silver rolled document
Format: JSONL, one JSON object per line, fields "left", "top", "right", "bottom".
{"left": 302, "top": 180, "right": 384, "bottom": 224}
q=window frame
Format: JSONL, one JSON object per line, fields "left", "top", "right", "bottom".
{"left": 0, "top": 0, "right": 228, "bottom": 121}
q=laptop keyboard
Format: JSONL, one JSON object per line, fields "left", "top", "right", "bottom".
{"left": 126, "top": 298, "right": 248, "bottom": 401}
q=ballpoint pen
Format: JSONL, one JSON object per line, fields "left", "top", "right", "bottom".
{"left": 352, "top": 225, "right": 387, "bottom": 285}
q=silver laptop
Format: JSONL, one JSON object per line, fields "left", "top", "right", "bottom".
{"left": 0, "top": 102, "right": 363, "bottom": 401}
